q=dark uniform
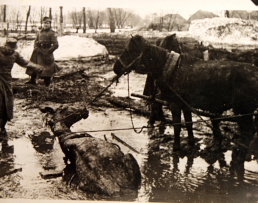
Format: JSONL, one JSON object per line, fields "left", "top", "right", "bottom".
{"left": 0, "top": 38, "right": 42, "bottom": 140}
{"left": 26, "top": 20, "right": 59, "bottom": 86}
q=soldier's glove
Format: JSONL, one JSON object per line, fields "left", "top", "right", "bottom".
{"left": 27, "top": 61, "right": 43, "bottom": 74}
{"left": 35, "top": 65, "right": 43, "bottom": 74}
{"left": 48, "top": 47, "right": 56, "bottom": 54}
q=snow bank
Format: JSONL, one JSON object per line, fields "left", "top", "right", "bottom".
{"left": 189, "top": 17, "right": 258, "bottom": 47}
{"left": 54, "top": 36, "right": 108, "bottom": 60}
{"left": 0, "top": 35, "right": 108, "bottom": 78}
{"left": 0, "top": 35, "right": 108, "bottom": 60}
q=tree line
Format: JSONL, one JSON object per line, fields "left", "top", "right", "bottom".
{"left": 0, "top": 5, "right": 143, "bottom": 35}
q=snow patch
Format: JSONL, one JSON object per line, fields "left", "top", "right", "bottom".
{"left": 0, "top": 35, "right": 108, "bottom": 60}
{"left": 189, "top": 17, "right": 258, "bottom": 46}
{"left": 0, "top": 35, "right": 108, "bottom": 78}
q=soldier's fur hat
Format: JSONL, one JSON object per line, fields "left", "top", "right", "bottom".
{"left": 5, "top": 37, "right": 18, "bottom": 49}
{"left": 42, "top": 16, "right": 52, "bottom": 23}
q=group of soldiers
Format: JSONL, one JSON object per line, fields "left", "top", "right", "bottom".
{"left": 0, "top": 16, "right": 59, "bottom": 143}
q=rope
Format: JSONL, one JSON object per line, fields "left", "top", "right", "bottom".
{"left": 70, "top": 112, "right": 258, "bottom": 133}
{"left": 50, "top": 75, "right": 119, "bottom": 124}
{"left": 87, "top": 75, "right": 118, "bottom": 106}
{"left": 127, "top": 74, "right": 147, "bottom": 134}
{"left": 166, "top": 84, "right": 215, "bottom": 130}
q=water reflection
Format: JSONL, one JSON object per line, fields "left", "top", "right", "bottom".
{"left": 141, "top": 145, "right": 258, "bottom": 203}
{"left": 30, "top": 131, "right": 55, "bottom": 154}
{"left": 0, "top": 141, "right": 17, "bottom": 178}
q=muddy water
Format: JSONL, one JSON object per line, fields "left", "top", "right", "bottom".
{"left": 1, "top": 69, "right": 258, "bottom": 202}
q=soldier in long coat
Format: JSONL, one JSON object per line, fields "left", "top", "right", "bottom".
{"left": 0, "top": 37, "right": 43, "bottom": 141}
{"left": 26, "top": 16, "right": 60, "bottom": 86}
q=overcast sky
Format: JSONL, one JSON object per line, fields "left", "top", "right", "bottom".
{"left": 1, "top": 0, "right": 258, "bottom": 18}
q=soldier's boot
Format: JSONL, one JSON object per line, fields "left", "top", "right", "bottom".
{"left": 44, "top": 77, "right": 52, "bottom": 87}
{"left": 25, "top": 73, "right": 37, "bottom": 85}
{"left": 0, "top": 119, "right": 8, "bottom": 145}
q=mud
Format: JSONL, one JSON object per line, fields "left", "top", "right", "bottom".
{"left": 0, "top": 57, "right": 258, "bottom": 202}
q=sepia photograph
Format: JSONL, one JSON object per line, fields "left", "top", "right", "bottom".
{"left": 0, "top": 0, "right": 258, "bottom": 202}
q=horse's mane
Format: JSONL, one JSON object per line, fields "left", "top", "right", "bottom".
{"left": 157, "top": 34, "right": 203, "bottom": 65}
{"left": 180, "top": 52, "right": 203, "bottom": 65}
{"left": 146, "top": 44, "right": 168, "bottom": 75}
{"left": 159, "top": 34, "right": 182, "bottom": 53}
{"left": 126, "top": 35, "right": 150, "bottom": 52}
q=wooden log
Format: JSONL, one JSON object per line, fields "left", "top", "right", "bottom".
{"left": 130, "top": 93, "right": 168, "bottom": 105}
{"left": 39, "top": 170, "right": 63, "bottom": 179}
{"left": 131, "top": 93, "right": 239, "bottom": 121}
{"left": 111, "top": 133, "right": 140, "bottom": 154}
{"left": 1, "top": 168, "right": 22, "bottom": 177}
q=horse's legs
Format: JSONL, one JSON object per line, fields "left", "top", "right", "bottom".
{"left": 148, "top": 103, "right": 165, "bottom": 126}
{"left": 230, "top": 114, "right": 255, "bottom": 180}
{"left": 182, "top": 109, "right": 194, "bottom": 146}
{"left": 211, "top": 119, "right": 222, "bottom": 150}
{"left": 171, "top": 107, "right": 182, "bottom": 151}
{"left": 250, "top": 114, "right": 258, "bottom": 157}
{"left": 235, "top": 114, "right": 255, "bottom": 159}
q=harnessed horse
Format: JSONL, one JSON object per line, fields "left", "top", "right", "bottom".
{"left": 113, "top": 35, "right": 258, "bottom": 166}
{"left": 142, "top": 34, "right": 195, "bottom": 145}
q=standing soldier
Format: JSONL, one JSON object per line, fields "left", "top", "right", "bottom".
{"left": 26, "top": 16, "right": 60, "bottom": 86}
{"left": 0, "top": 37, "right": 43, "bottom": 142}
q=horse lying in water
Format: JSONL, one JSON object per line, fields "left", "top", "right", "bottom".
{"left": 40, "top": 104, "right": 141, "bottom": 196}
{"left": 113, "top": 34, "right": 258, "bottom": 165}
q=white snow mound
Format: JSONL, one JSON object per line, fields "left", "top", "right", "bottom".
{"left": 0, "top": 35, "right": 108, "bottom": 60}
{"left": 0, "top": 35, "right": 108, "bottom": 78}
{"left": 189, "top": 17, "right": 258, "bottom": 46}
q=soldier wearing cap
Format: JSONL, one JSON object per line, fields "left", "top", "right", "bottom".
{"left": 0, "top": 37, "right": 43, "bottom": 142}
{"left": 26, "top": 16, "right": 60, "bottom": 86}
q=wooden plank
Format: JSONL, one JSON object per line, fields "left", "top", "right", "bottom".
{"left": 39, "top": 170, "right": 63, "bottom": 179}
{"left": 131, "top": 93, "right": 168, "bottom": 105}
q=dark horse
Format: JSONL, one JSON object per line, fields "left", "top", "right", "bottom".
{"left": 142, "top": 34, "right": 181, "bottom": 125}
{"left": 113, "top": 35, "right": 258, "bottom": 167}
{"left": 142, "top": 34, "right": 194, "bottom": 145}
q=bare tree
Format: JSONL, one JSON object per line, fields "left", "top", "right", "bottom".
{"left": 166, "top": 14, "right": 176, "bottom": 31}
{"left": 159, "top": 11, "right": 163, "bottom": 31}
{"left": 49, "top": 8, "right": 52, "bottom": 19}
{"left": 113, "top": 8, "right": 132, "bottom": 29}
{"left": 87, "top": 9, "right": 105, "bottom": 33}
{"left": 82, "top": 7, "right": 86, "bottom": 33}
{"left": 126, "top": 12, "right": 141, "bottom": 28}
{"left": 16, "top": 10, "right": 22, "bottom": 33}
{"left": 3, "top": 5, "right": 7, "bottom": 35}
{"left": 40, "top": 6, "right": 48, "bottom": 28}
{"left": 59, "top": 6, "right": 64, "bottom": 35}
{"left": 29, "top": 6, "right": 41, "bottom": 32}
{"left": 225, "top": 10, "right": 230, "bottom": 18}
{"left": 107, "top": 8, "right": 115, "bottom": 33}
{"left": 69, "top": 9, "right": 83, "bottom": 33}
{"left": 24, "top": 5, "right": 31, "bottom": 34}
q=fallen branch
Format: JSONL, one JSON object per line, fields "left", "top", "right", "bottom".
{"left": 131, "top": 93, "right": 168, "bottom": 105}
{"left": 111, "top": 133, "right": 140, "bottom": 154}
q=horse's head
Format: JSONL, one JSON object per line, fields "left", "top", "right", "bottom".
{"left": 40, "top": 104, "right": 89, "bottom": 136}
{"left": 113, "top": 35, "right": 149, "bottom": 77}
{"left": 159, "top": 33, "right": 182, "bottom": 53}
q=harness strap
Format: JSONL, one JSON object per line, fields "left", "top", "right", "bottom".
{"left": 162, "top": 51, "right": 181, "bottom": 82}
{"left": 118, "top": 52, "right": 143, "bottom": 71}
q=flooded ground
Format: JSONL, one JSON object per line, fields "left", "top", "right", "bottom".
{"left": 1, "top": 60, "right": 258, "bottom": 202}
